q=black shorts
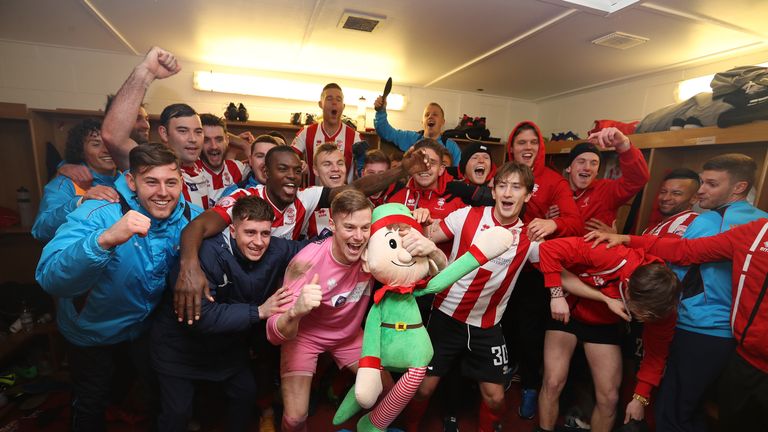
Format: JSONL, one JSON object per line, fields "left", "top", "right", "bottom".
{"left": 426, "top": 309, "right": 510, "bottom": 384}
{"left": 621, "top": 319, "right": 644, "bottom": 362}
{"left": 547, "top": 317, "right": 625, "bottom": 345}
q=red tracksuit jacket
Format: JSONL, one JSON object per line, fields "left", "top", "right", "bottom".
{"left": 629, "top": 218, "right": 768, "bottom": 375}
{"left": 507, "top": 121, "right": 584, "bottom": 237}
{"left": 573, "top": 144, "right": 650, "bottom": 226}
{"left": 535, "top": 238, "right": 675, "bottom": 397}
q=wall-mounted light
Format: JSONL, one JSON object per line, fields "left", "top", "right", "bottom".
{"left": 193, "top": 71, "right": 406, "bottom": 110}
{"left": 676, "top": 61, "right": 768, "bottom": 102}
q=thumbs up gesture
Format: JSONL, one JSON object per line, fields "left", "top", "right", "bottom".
{"left": 291, "top": 274, "right": 322, "bottom": 318}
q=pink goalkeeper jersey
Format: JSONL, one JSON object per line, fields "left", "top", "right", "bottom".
{"left": 266, "top": 236, "right": 372, "bottom": 345}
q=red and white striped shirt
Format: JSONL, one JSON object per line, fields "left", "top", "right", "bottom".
{"left": 435, "top": 206, "right": 533, "bottom": 328}
{"left": 198, "top": 159, "right": 250, "bottom": 203}
{"left": 212, "top": 185, "right": 325, "bottom": 240}
{"left": 306, "top": 208, "right": 332, "bottom": 238}
{"left": 181, "top": 163, "right": 212, "bottom": 209}
{"left": 641, "top": 210, "right": 698, "bottom": 239}
{"left": 292, "top": 122, "right": 361, "bottom": 185}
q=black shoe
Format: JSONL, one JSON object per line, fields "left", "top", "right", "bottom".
{"left": 237, "top": 103, "right": 249, "bottom": 122}
{"left": 684, "top": 116, "right": 702, "bottom": 128}
{"left": 224, "top": 103, "right": 238, "bottom": 121}
{"left": 563, "top": 131, "right": 580, "bottom": 141}
{"left": 443, "top": 416, "right": 459, "bottom": 432}
{"left": 669, "top": 117, "right": 685, "bottom": 131}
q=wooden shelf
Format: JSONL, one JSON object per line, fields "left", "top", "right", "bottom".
{"left": 545, "top": 122, "right": 768, "bottom": 154}
{"left": 0, "top": 225, "right": 31, "bottom": 235}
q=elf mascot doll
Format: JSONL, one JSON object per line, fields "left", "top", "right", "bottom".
{"left": 333, "top": 203, "right": 514, "bottom": 431}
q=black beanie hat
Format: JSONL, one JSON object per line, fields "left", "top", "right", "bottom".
{"left": 568, "top": 142, "right": 601, "bottom": 166}
{"left": 460, "top": 142, "right": 492, "bottom": 174}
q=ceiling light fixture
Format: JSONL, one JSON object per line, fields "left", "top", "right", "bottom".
{"left": 192, "top": 71, "right": 406, "bottom": 110}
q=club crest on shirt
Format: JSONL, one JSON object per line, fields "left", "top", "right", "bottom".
{"left": 760, "top": 241, "right": 768, "bottom": 253}
{"left": 223, "top": 171, "right": 232, "bottom": 184}
{"left": 218, "top": 196, "right": 236, "bottom": 208}
{"left": 532, "top": 183, "right": 540, "bottom": 195}
{"left": 436, "top": 197, "right": 445, "bottom": 209}
{"left": 592, "top": 275, "right": 606, "bottom": 286}
{"left": 284, "top": 207, "right": 296, "bottom": 224}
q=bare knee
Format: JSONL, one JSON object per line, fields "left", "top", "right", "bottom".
{"left": 594, "top": 387, "right": 619, "bottom": 413}
{"left": 482, "top": 392, "right": 505, "bottom": 412}
{"left": 541, "top": 373, "right": 566, "bottom": 398}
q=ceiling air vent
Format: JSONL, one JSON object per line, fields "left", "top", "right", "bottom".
{"left": 338, "top": 11, "right": 385, "bottom": 33}
{"left": 591, "top": 32, "right": 649, "bottom": 50}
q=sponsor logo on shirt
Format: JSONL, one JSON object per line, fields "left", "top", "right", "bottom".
{"left": 760, "top": 241, "right": 768, "bottom": 253}
{"left": 285, "top": 207, "right": 296, "bottom": 224}
{"left": 592, "top": 275, "right": 605, "bottom": 286}
{"left": 331, "top": 281, "right": 370, "bottom": 307}
{"left": 187, "top": 182, "right": 198, "bottom": 192}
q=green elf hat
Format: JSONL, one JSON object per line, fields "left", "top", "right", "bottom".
{"left": 370, "top": 203, "right": 423, "bottom": 236}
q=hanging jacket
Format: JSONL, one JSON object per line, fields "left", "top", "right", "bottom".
{"left": 374, "top": 110, "right": 461, "bottom": 167}
{"left": 506, "top": 121, "right": 583, "bottom": 237}
{"left": 32, "top": 168, "right": 118, "bottom": 243}
{"left": 36, "top": 174, "right": 202, "bottom": 346}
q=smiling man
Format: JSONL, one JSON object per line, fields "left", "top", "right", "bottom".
{"left": 36, "top": 143, "right": 202, "bottom": 431}
{"left": 646, "top": 153, "right": 768, "bottom": 432}
{"left": 566, "top": 127, "right": 650, "bottom": 232}
{"left": 151, "top": 196, "right": 318, "bottom": 432}
{"left": 173, "top": 146, "right": 431, "bottom": 323}
{"left": 307, "top": 143, "right": 348, "bottom": 237}
{"left": 33, "top": 119, "right": 119, "bottom": 243}
{"left": 642, "top": 168, "right": 700, "bottom": 238}
{"left": 405, "top": 162, "right": 536, "bottom": 432}
{"left": 198, "top": 113, "right": 251, "bottom": 202}
{"left": 266, "top": 189, "right": 375, "bottom": 432}
{"left": 100, "top": 46, "right": 224, "bottom": 210}
{"left": 374, "top": 98, "right": 461, "bottom": 167}
{"left": 292, "top": 83, "right": 361, "bottom": 185}
{"left": 459, "top": 142, "right": 495, "bottom": 186}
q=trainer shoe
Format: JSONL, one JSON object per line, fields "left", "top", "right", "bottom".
{"left": 443, "top": 415, "right": 459, "bottom": 432}
{"left": 519, "top": 388, "right": 538, "bottom": 420}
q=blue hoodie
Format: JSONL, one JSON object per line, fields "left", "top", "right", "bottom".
{"left": 374, "top": 110, "right": 461, "bottom": 167}
{"left": 673, "top": 199, "right": 768, "bottom": 338}
{"left": 32, "top": 169, "right": 118, "bottom": 243}
{"left": 36, "top": 174, "right": 202, "bottom": 346}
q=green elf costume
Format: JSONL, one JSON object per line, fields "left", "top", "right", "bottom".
{"left": 333, "top": 203, "right": 514, "bottom": 431}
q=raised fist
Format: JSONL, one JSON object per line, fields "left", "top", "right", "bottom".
{"left": 140, "top": 46, "right": 181, "bottom": 80}
{"left": 98, "top": 210, "right": 151, "bottom": 249}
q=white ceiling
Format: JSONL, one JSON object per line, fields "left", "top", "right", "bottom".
{"left": 1, "top": 0, "right": 767, "bottom": 101}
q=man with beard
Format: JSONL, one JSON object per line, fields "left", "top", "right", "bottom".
{"left": 374, "top": 97, "right": 461, "bottom": 168}
{"left": 101, "top": 46, "right": 217, "bottom": 209}
{"left": 198, "top": 113, "right": 251, "bottom": 201}
{"left": 36, "top": 143, "right": 202, "bottom": 431}
{"left": 292, "top": 83, "right": 361, "bottom": 185}
{"left": 641, "top": 168, "right": 700, "bottom": 238}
